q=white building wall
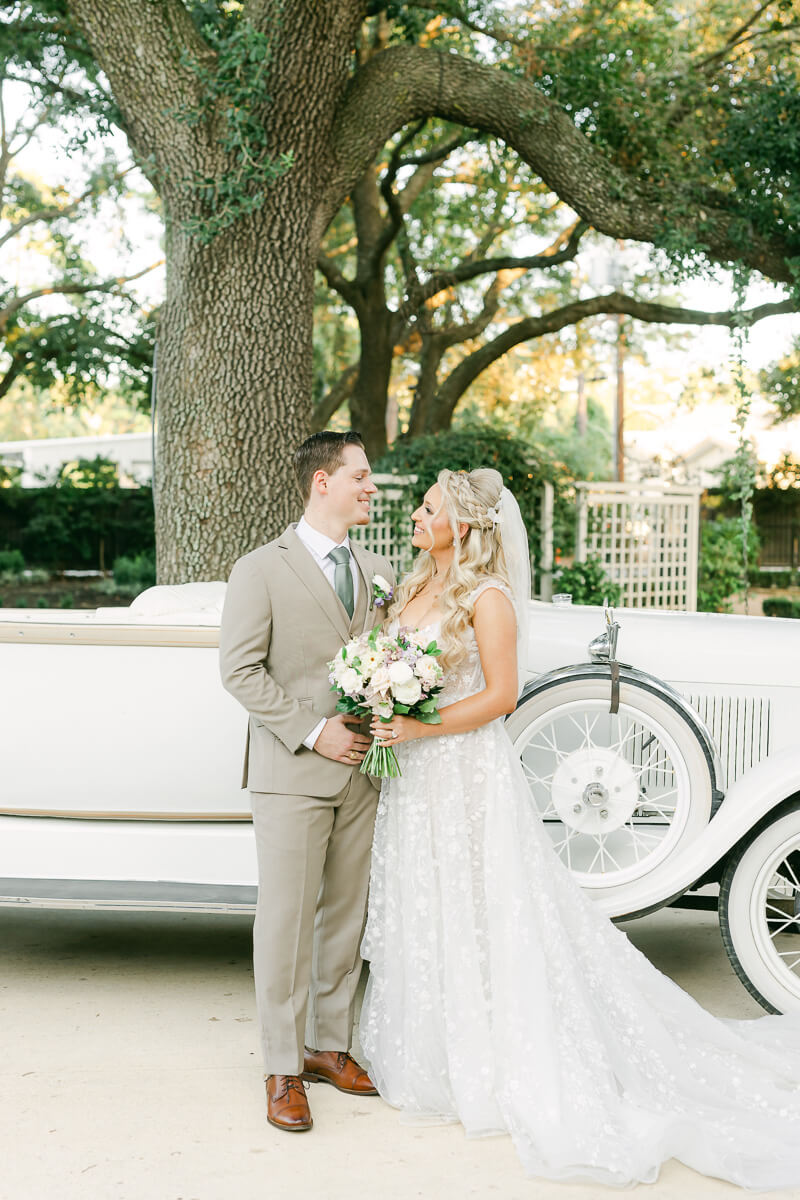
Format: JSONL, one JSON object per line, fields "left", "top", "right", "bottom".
{"left": 0, "top": 433, "right": 154, "bottom": 487}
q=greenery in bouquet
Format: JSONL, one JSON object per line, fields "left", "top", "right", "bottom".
{"left": 327, "top": 625, "right": 444, "bottom": 777}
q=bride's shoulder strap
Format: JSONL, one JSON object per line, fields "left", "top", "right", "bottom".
{"left": 470, "top": 577, "right": 514, "bottom": 607}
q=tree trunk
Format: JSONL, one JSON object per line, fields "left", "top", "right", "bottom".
{"left": 155, "top": 188, "right": 315, "bottom": 581}
{"left": 348, "top": 298, "right": 394, "bottom": 461}
{"left": 66, "top": 0, "right": 366, "bottom": 582}
{"left": 405, "top": 332, "right": 446, "bottom": 439}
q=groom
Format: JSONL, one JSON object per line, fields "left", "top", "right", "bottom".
{"left": 219, "top": 430, "right": 395, "bottom": 1132}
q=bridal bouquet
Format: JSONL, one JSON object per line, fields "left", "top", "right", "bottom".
{"left": 327, "top": 625, "right": 444, "bottom": 777}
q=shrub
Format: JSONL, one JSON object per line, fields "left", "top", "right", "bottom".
{"left": 750, "top": 568, "right": 794, "bottom": 588}
{"left": 0, "top": 548, "right": 25, "bottom": 578}
{"left": 763, "top": 597, "right": 800, "bottom": 618}
{"left": 551, "top": 557, "right": 621, "bottom": 606}
{"left": 112, "top": 552, "right": 156, "bottom": 596}
{"left": 697, "top": 517, "right": 760, "bottom": 613}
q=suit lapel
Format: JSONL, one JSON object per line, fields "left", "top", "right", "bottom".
{"left": 349, "top": 541, "right": 372, "bottom": 634}
{"left": 279, "top": 525, "right": 351, "bottom": 642}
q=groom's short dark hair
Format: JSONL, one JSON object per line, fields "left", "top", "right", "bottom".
{"left": 293, "top": 430, "right": 365, "bottom": 502}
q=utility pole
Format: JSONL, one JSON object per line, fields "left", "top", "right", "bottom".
{"left": 576, "top": 371, "right": 587, "bottom": 437}
{"left": 615, "top": 313, "right": 625, "bottom": 481}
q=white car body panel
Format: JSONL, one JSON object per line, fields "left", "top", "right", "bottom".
{"left": 2, "top": 593, "right": 800, "bottom": 909}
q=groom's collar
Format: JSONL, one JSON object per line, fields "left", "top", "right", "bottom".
{"left": 296, "top": 515, "right": 350, "bottom": 559}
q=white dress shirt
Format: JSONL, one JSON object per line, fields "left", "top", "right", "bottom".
{"left": 295, "top": 516, "right": 360, "bottom": 750}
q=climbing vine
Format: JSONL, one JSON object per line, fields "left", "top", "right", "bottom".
{"left": 727, "top": 266, "right": 756, "bottom": 612}
{"left": 173, "top": 13, "right": 294, "bottom": 243}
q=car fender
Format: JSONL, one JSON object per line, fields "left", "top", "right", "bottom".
{"left": 591, "top": 746, "right": 800, "bottom": 919}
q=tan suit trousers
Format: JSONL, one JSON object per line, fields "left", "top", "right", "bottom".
{"left": 250, "top": 772, "right": 378, "bottom": 1075}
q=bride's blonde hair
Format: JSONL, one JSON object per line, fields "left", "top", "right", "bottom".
{"left": 387, "top": 467, "right": 512, "bottom": 671}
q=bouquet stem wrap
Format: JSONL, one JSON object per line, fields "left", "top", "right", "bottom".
{"left": 360, "top": 737, "right": 401, "bottom": 778}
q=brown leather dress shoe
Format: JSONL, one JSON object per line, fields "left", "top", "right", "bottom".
{"left": 265, "top": 1074, "right": 313, "bottom": 1131}
{"left": 302, "top": 1049, "right": 379, "bottom": 1096}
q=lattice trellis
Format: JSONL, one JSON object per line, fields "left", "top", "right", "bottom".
{"left": 575, "top": 482, "right": 701, "bottom": 610}
{"left": 350, "top": 474, "right": 418, "bottom": 576}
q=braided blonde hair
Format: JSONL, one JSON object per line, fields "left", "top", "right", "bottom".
{"left": 387, "top": 467, "right": 513, "bottom": 671}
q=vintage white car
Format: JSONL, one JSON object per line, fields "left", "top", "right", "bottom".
{"left": 2, "top": 585, "right": 800, "bottom": 1017}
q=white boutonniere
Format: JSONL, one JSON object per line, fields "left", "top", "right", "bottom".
{"left": 371, "top": 573, "right": 394, "bottom": 609}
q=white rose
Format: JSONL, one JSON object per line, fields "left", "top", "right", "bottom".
{"left": 415, "top": 655, "right": 440, "bottom": 686}
{"left": 372, "top": 574, "right": 392, "bottom": 593}
{"left": 388, "top": 660, "right": 413, "bottom": 686}
{"left": 374, "top": 699, "right": 394, "bottom": 720}
{"left": 392, "top": 676, "right": 422, "bottom": 705}
{"left": 339, "top": 667, "right": 361, "bottom": 695}
{"left": 369, "top": 667, "right": 391, "bottom": 695}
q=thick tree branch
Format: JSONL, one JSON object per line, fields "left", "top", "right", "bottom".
{"left": 66, "top": 0, "right": 217, "bottom": 173}
{"left": 398, "top": 219, "right": 588, "bottom": 320}
{"left": 435, "top": 292, "right": 798, "bottom": 420}
{"left": 395, "top": 130, "right": 471, "bottom": 169}
{"left": 311, "top": 362, "right": 359, "bottom": 431}
{"left": 326, "top": 45, "right": 795, "bottom": 283}
{"left": 0, "top": 356, "right": 23, "bottom": 403}
{"left": 316, "top": 252, "right": 361, "bottom": 310}
{"left": 438, "top": 275, "right": 507, "bottom": 348}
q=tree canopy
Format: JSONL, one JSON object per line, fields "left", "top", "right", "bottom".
{"left": 3, "top": 0, "right": 799, "bottom": 578}
{"left": 0, "top": 4, "right": 159, "bottom": 410}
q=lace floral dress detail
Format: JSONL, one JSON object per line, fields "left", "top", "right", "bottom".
{"left": 360, "top": 583, "right": 800, "bottom": 1188}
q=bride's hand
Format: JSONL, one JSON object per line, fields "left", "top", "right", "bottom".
{"left": 369, "top": 715, "right": 426, "bottom": 745}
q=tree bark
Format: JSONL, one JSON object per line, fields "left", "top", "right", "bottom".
{"left": 68, "top": 0, "right": 366, "bottom": 580}
{"left": 153, "top": 196, "right": 315, "bottom": 579}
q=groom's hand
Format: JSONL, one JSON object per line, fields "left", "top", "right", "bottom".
{"left": 313, "top": 714, "right": 371, "bottom": 765}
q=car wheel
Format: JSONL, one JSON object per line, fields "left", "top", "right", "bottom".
{"left": 505, "top": 672, "right": 714, "bottom": 913}
{"left": 719, "top": 798, "right": 800, "bottom": 1015}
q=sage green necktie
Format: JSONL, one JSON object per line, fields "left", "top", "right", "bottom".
{"left": 327, "top": 545, "right": 354, "bottom": 619}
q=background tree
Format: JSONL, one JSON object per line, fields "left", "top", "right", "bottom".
{"left": 315, "top": 8, "right": 800, "bottom": 458}
{"left": 0, "top": 8, "right": 160, "bottom": 410}
{"left": 15, "top": 0, "right": 796, "bottom": 580}
{"left": 761, "top": 338, "right": 800, "bottom": 421}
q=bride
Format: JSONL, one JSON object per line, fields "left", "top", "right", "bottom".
{"left": 359, "top": 466, "right": 800, "bottom": 1189}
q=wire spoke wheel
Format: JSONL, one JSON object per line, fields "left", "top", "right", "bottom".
{"left": 720, "top": 800, "right": 800, "bottom": 1014}
{"left": 506, "top": 674, "right": 714, "bottom": 903}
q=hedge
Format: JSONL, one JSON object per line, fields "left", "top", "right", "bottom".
{"left": 0, "top": 484, "right": 155, "bottom": 570}
{"left": 762, "top": 597, "right": 800, "bottom": 619}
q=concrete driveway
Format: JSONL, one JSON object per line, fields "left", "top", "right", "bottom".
{"left": 2, "top": 903, "right": 798, "bottom": 1200}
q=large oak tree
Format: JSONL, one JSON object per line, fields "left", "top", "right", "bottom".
{"left": 52, "top": 0, "right": 800, "bottom": 579}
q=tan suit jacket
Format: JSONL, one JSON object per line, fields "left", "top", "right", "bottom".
{"left": 219, "top": 525, "right": 395, "bottom": 797}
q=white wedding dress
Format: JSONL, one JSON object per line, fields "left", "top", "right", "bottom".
{"left": 360, "top": 585, "right": 800, "bottom": 1188}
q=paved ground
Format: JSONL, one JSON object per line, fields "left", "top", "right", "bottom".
{"left": 2, "top": 902, "right": 799, "bottom": 1200}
